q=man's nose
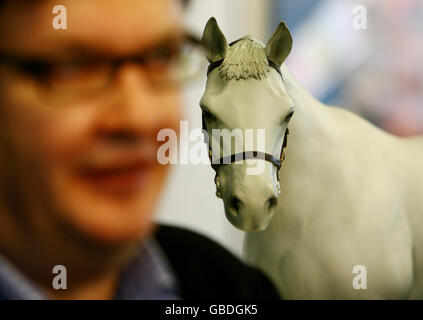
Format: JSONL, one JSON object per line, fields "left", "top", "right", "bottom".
{"left": 97, "top": 63, "right": 163, "bottom": 138}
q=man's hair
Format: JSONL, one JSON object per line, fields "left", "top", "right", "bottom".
{"left": 0, "top": 0, "right": 191, "bottom": 10}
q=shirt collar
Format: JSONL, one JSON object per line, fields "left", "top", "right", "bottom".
{"left": 0, "top": 237, "right": 179, "bottom": 300}
{"left": 114, "top": 238, "right": 180, "bottom": 300}
{"left": 0, "top": 252, "right": 45, "bottom": 300}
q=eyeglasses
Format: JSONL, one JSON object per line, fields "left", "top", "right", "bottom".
{"left": 0, "top": 33, "right": 206, "bottom": 102}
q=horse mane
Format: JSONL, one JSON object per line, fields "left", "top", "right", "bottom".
{"left": 218, "top": 37, "right": 270, "bottom": 81}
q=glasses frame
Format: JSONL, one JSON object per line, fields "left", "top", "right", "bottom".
{"left": 0, "top": 32, "right": 205, "bottom": 92}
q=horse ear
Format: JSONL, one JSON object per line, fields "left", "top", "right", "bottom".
{"left": 201, "top": 17, "right": 228, "bottom": 63}
{"left": 265, "top": 21, "right": 293, "bottom": 66}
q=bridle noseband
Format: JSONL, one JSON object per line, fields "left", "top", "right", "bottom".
{"left": 202, "top": 42, "right": 290, "bottom": 182}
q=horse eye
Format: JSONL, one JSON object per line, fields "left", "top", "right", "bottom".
{"left": 286, "top": 110, "right": 294, "bottom": 121}
{"left": 202, "top": 108, "right": 214, "bottom": 120}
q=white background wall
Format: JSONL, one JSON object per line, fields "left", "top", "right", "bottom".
{"left": 155, "top": 0, "right": 270, "bottom": 257}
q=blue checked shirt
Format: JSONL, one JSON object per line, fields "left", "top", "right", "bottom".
{"left": 0, "top": 238, "right": 180, "bottom": 300}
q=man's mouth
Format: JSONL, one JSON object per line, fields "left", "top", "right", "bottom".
{"left": 77, "top": 159, "right": 155, "bottom": 195}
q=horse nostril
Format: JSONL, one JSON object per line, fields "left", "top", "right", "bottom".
{"left": 266, "top": 196, "right": 278, "bottom": 211}
{"left": 229, "top": 196, "right": 242, "bottom": 216}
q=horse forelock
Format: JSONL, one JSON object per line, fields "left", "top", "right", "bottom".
{"left": 218, "top": 38, "right": 270, "bottom": 81}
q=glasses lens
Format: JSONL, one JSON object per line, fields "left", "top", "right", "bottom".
{"left": 176, "top": 39, "right": 207, "bottom": 82}
{"left": 147, "top": 37, "right": 207, "bottom": 87}
{"left": 46, "top": 61, "right": 112, "bottom": 92}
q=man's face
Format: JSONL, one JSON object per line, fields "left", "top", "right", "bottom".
{"left": 0, "top": 0, "right": 183, "bottom": 244}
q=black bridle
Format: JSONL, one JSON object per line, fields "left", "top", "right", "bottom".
{"left": 202, "top": 44, "right": 289, "bottom": 180}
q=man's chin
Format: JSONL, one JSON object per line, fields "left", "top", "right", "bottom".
{"left": 50, "top": 165, "right": 166, "bottom": 245}
{"left": 63, "top": 200, "right": 157, "bottom": 246}
{"left": 53, "top": 187, "right": 158, "bottom": 246}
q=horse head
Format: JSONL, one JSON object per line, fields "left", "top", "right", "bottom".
{"left": 200, "top": 17, "right": 294, "bottom": 232}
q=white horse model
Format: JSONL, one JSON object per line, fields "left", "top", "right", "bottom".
{"left": 199, "top": 17, "right": 423, "bottom": 299}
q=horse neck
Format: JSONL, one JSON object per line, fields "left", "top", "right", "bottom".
{"left": 280, "top": 64, "right": 329, "bottom": 150}
{"left": 278, "top": 64, "right": 340, "bottom": 198}
{"left": 266, "top": 65, "right": 334, "bottom": 228}
{"left": 281, "top": 64, "right": 323, "bottom": 115}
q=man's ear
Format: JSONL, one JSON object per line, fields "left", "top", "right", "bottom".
{"left": 201, "top": 17, "right": 228, "bottom": 63}
{"left": 265, "top": 21, "right": 293, "bottom": 66}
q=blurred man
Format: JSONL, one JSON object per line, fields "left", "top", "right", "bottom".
{"left": 0, "top": 0, "right": 280, "bottom": 299}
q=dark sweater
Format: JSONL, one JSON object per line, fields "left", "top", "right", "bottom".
{"left": 155, "top": 225, "right": 281, "bottom": 299}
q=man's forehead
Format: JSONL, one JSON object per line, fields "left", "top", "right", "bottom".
{"left": 0, "top": 0, "right": 184, "bottom": 58}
